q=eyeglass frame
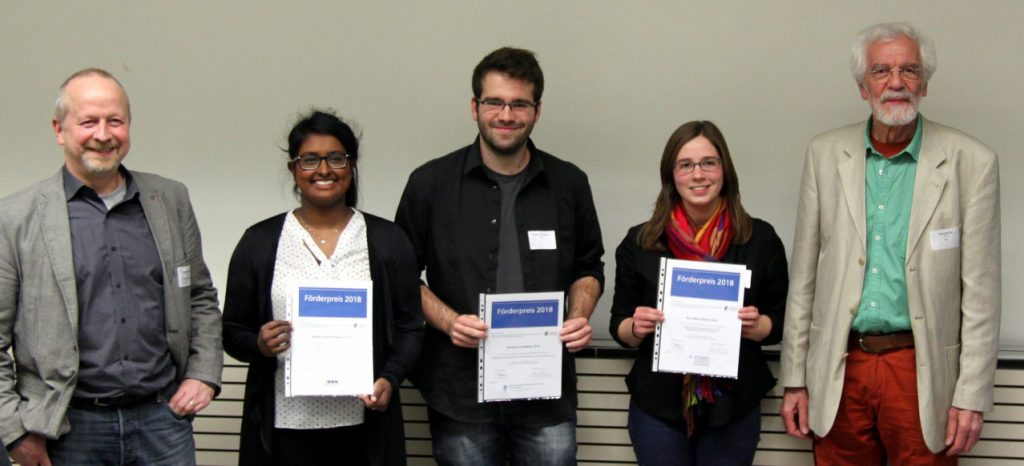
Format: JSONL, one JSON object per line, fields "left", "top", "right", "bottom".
{"left": 868, "top": 64, "right": 923, "bottom": 82}
{"left": 291, "top": 152, "right": 351, "bottom": 171}
{"left": 475, "top": 98, "right": 539, "bottom": 113}
{"left": 674, "top": 157, "right": 722, "bottom": 175}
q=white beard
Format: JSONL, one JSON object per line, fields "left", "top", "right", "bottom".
{"left": 874, "top": 102, "right": 918, "bottom": 126}
{"left": 870, "top": 90, "right": 920, "bottom": 127}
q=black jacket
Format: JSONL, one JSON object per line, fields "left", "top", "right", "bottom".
{"left": 222, "top": 212, "right": 423, "bottom": 465}
{"left": 609, "top": 219, "right": 788, "bottom": 428}
{"left": 394, "top": 139, "right": 604, "bottom": 425}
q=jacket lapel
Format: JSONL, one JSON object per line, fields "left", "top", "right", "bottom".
{"left": 39, "top": 172, "right": 79, "bottom": 332}
{"left": 906, "top": 121, "right": 948, "bottom": 261}
{"left": 134, "top": 175, "right": 182, "bottom": 335}
{"left": 837, "top": 141, "right": 867, "bottom": 253}
{"left": 135, "top": 175, "right": 175, "bottom": 272}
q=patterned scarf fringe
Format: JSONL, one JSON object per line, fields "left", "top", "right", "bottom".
{"left": 666, "top": 200, "right": 735, "bottom": 437}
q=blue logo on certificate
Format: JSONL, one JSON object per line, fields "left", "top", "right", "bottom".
{"left": 491, "top": 300, "right": 560, "bottom": 328}
{"left": 298, "top": 287, "right": 367, "bottom": 318}
{"left": 670, "top": 268, "right": 741, "bottom": 301}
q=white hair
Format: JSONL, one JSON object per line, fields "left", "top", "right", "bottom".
{"left": 850, "top": 22, "right": 937, "bottom": 85}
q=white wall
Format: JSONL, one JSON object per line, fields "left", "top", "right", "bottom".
{"left": 2, "top": 2, "right": 1021, "bottom": 349}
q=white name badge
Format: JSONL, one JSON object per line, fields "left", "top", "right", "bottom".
{"left": 528, "top": 231, "right": 557, "bottom": 250}
{"left": 929, "top": 227, "right": 961, "bottom": 251}
{"left": 176, "top": 265, "right": 191, "bottom": 287}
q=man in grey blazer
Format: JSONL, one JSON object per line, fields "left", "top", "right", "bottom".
{"left": 0, "top": 69, "right": 223, "bottom": 465}
{"left": 779, "top": 23, "right": 1000, "bottom": 465}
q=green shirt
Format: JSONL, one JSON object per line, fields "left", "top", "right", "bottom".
{"left": 852, "top": 117, "right": 922, "bottom": 333}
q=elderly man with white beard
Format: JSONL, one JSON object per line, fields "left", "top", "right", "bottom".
{"left": 778, "top": 22, "right": 1001, "bottom": 466}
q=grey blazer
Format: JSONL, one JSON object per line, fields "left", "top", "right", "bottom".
{"left": 779, "top": 118, "right": 1001, "bottom": 452}
{"left": 0, "top": 169, "right": 223, "bottom": 444}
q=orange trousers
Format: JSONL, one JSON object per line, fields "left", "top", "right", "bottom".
{"left": 812, "top": 346, "right": 957, "bottom": 466}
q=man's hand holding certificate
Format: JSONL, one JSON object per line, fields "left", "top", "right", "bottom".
{"left": 478, "top": 292, "right": 565, "bottom": 402}
{"left": 652, "top": 259, "right": 751, "bottom": 378}
{"left": 285, "top": 279, "right": 374, "bottom": 397}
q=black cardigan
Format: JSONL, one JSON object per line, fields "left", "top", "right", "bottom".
{"left": 608, "top": 218, "right": 788, "bottom": 428}
{"left": 222, "top": 212, "right": 424, "bottom": 466}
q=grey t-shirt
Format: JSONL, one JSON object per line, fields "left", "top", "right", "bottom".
{"left": 485, "top": 166, "right": 527, "bottom": 293}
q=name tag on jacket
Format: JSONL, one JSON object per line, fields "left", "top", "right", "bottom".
{"left": 929, "top": 227, "right": 960, "bottom": 251}
{"left": 177, "top": 265, "right": 191, "bottom": 287}
{"left": 528, "top": 231, "right": 557, "bottom": 250}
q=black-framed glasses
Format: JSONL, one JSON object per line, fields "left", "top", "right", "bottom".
{"left": 674, "top": 158, "right": 722, "bottom": 175}
{"left": 476, "top": 98, "right": 538, "bottom": 113}
{"left": 292, "top": 152, "right": 350, "bottom": 171}
{"left": 868, "top": 64, "right": 923, "bottom": 82}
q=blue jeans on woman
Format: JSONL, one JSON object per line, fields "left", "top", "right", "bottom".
{"left": 627, "top": 399, "right": 761, "bottom": 466}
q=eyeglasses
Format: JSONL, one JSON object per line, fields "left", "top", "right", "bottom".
{"left": 292, "top": 152, "right": 350, "bottom": 171}
{"left": 476, "top": 98, "right": 538, "bottom": 114}
{"left": 674, "top": 158, "right": 722, "bottom": 175}
{"left": 868, "top": 64, "right": 923, "bottom": 82}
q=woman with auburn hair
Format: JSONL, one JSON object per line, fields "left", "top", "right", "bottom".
{"left": 609, "top": 121, "right": 788, "bottom": 465}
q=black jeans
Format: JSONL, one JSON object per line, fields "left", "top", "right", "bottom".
{"left": 272, "top": 424, "right": 369, "bottom": 466}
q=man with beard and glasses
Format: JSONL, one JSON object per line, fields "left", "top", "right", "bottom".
{"left": 0, "top": 68, "right": 222, "bottom": 465}
{"left": 779, "top": 22, "right": 1001, "bottom": 465}
{"left": 395, "top": 47, "right": 604, "bottom": 465}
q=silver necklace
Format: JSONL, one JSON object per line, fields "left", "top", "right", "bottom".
{"left": 296, "top": 212, "right": 341, "bottom": 245}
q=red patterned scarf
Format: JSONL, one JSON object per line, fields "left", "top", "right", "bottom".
{"left": 666, "top": 201, "right": 732, "bottom": 261}
{"left": 664, "top": 200, "right": 733, "bottom": 436}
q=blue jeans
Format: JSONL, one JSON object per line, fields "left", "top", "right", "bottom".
{"left": 627, "top": 400, "right": 760, "bottom": 466}
{"left": 428, "top": 407, "right": 576, "bottom": 466}
{"left": 48, "top": 399, "right": 196, "bottom": 465}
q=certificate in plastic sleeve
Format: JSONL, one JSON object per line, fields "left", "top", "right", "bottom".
{"left": 651, "top": 259, "right": 750, "bottom": 378}
{"left": 477, "top": 291, "right": 565, "bottom": 402}
{"left": 285, "top": 279, "right": 373, "bottom": 397}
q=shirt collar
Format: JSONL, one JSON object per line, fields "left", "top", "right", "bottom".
{"left": 62, "top": 165, "right": 138, "bottom": 202}
{"left": 864, "top": 115, "right": 923, "bottom": 161}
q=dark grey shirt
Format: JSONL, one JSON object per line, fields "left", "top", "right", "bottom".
{"left": 64, "top": 167, "right": 175, "bottom": 398}
{"left": 484, "top": 167, "right": 527, "bottom": 293}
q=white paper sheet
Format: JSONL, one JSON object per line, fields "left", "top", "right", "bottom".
{"left": 285, "top": 279, "right": 374, "bottom": 397}
{"left": 652, "top": 258, "right": 750, "bottom": 379}
{"left": 477, "top": 291, "right": 565, "bottom": 402}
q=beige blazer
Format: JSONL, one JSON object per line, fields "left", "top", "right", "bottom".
{"left": 0, "top": 169, "right": 223, "bottom": 444}
{"left": 779, "top": 118, "right": 1001, "bottom": 452}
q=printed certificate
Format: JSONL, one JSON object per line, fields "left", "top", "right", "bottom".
{"left": 285, "top": 279, "right": 373, "bottom": 397}
{"left": 652, "top": 259, "right": 750, "bottom": 378}
{"left": 477, "top": 291, "right": 565, "bottom": 402}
